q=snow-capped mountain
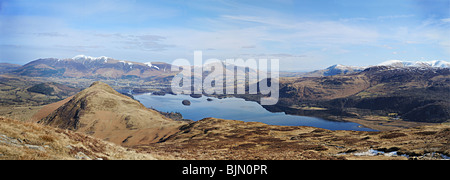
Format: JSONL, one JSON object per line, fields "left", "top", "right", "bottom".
{"left": 296, "top": 64, "right": 366, "bottom": 77}
{"left": 13, "top": 55, "right": 173, "bottom": 78}
{"left": 289, "top": 60, "right": 449, "bottom": 78}
{"left": 324, "top": 64, "right": 366, "bottom": 76}
{"left": 378, "top": 60, "right": 450, "bottom": 68}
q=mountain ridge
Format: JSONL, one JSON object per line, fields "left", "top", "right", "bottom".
{"left": 295, "top": 60, "right": 449, "bottom": 77}
{"left": 12, "top": 55, "right": 174, "bottom": 79}
{"left": 379, "top": 60, "right": 450, "bottom": 68}
{"left": 7, "top": 55, "right": 449, "bottom": 79}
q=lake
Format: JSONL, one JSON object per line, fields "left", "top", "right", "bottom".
{"left": 135, "top": 94, "right": 376, "bottom": 131}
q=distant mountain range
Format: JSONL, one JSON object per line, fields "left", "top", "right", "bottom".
{"left": 9, "top": 55, "right": 174, "bottom": 79}
{"left": 2, "top": 56, "right": 449, "bottom": 79}
{"left": 293, "top": 64, "right": 367, "bottom": 77}
{"left": 283, "top": 60, "right": 450, "bottom": 77}
{"left": 379, "top": 60, "right": 450, "bottom": 68}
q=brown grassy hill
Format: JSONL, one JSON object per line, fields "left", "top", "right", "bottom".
{"left": 138, "top": 118, "right": 450, "bottom": 160}
{"left": 0, "top": 117, "right": 156, "bottom": 160}
{"left": 30, "top": 95, "right": 74, "bottom": 123}
{"left": 38, "top": 81, "right": 186, "bottom": 146}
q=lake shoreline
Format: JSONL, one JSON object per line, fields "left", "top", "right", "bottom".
{"left": 135, "top": 94, "right": 377, "bottom": 131}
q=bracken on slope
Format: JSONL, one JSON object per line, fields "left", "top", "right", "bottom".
{"left": 0, "top": 117, "right": 156, "bottom": 160}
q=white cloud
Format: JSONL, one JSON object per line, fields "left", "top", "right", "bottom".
{"left": 377, "top": 14, "right": 415, "bottom": 20}
{"left": 0, "top": 11, "right": 381, "bottom": 68}
{"left": 441, "top": 18, "right": 450, "bottom": 23}
{"left": 221, "top": 15, "right": 379, "bottom": 46}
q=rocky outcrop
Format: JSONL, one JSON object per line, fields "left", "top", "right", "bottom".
{"left": 0, "top": 134, "right": 47, "bottom": 152}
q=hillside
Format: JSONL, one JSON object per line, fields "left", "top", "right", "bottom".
{"left": 0, "top": 63, "right": 21, "bottom": 74}
{"left": 0, "top": 75, "right": 80, "bottom": 106}
{"left": 38, "top": 81, "right": 186, "bottom": 146}
{"left": 0, "top": 117, "right": 156, "bottom": 160}
{"left": 138, "top": 118, "right": 450, "bottom": 160}
{"left": 273, "top": 66, "right": 450, "bottom": 124}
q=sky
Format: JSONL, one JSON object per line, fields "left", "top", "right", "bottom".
{"left": 0, "top": 0, "right": 449, "bottom": 71}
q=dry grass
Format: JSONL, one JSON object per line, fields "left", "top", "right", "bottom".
{"left": 0, "top": 106, "right": 43, "bottom": 122}
{"left": 0, "top": 116, "right": 157, "bottom": 160}
{"left": 137, "top": 118, "right": 450, "bottom": 160}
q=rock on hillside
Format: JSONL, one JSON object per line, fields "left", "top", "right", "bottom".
{"left": 39, "top": 81, "right": 186, "bottom": 145}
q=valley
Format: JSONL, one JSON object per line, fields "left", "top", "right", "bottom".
{"left": 0, "top": 57, "right": 449, "bottom": 160}
{"left": 2, "top": 0, "right": 450, "bottom": 164}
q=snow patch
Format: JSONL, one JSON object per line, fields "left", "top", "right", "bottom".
{"left": 119, "top": 60, "right": 133, "bottom": 66}
{"left": 353, "top": 149, "right": 398, "bottom": 157}
{"left": 327, "top": 64, "right": 366, "bottom": 71}
{"left": 144, "top": 62, "right": 153, "bottom": 67}
{"left": 72, "top": 55, "right": 111, "bottom": 63}
{"left": 144, "top": 62, "right": 160, "bottom": 70}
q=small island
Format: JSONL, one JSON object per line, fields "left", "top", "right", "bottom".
{"left": 182, "top": 100, "right": 191, "bottom": 106}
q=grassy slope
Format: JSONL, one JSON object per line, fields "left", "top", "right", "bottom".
{"left": 139, "top": 118, "right": 450, "bottom": 160}
{"left": 0, "top": 117, "right": 157, "bottom": 160}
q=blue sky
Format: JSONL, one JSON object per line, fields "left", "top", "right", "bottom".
{"left": 0, "top": 0, "right": 449, "bottom": 71}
